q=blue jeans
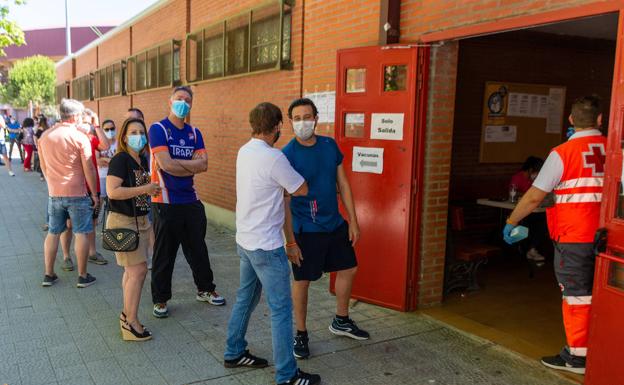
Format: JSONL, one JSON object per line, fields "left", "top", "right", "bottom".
{"left": 47, "top": 196, "right": 93, "bottom": 234}
{"left": 225, "top": 245, "right": 297, "bottom": 383}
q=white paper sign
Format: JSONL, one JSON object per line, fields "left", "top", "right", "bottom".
{"left": 303, "top": 91, "right": 335, "bottom": 123}
{"left": 352, "top": 146, "right": 384, "bottom": 174}
{"left": 370, "top": 113, "right": 404, "bottom": 140}
{"left": 484, "top": 125, "right": 517, "bottom": 143}
{"left": 546, "top": 87, "right": 565, "bottom": 134}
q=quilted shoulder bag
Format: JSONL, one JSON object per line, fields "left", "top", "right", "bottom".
{"left": 102, "top": 159, "right": 140, "bottom": 252}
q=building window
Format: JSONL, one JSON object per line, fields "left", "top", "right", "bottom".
{"left": 186, "top": 0, "right": 292, "bottom": 83}
{"left": 126, "top": 40, "right": 181, "bottom": 94}
{"left": 94, "top": 61, "right": 125, "bottom": 99}
{"left": 55, "top": 82, "right": 69, "bottom": 105}
{"left": 71, "top": 74, "right": 93, "bottom": 101}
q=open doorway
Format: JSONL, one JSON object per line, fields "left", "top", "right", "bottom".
{"left": 422, "top": 11, "right": 618, "bottom": 374}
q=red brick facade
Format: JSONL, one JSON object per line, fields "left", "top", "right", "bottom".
{"left": 56, "top": 0, "right": 617, "bottom": 307}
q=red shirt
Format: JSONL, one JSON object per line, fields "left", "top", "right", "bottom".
{"left": 86, "top": 135, "right": 100, "bottom": 194}
{"left": 509, "top": 171, "right": 532, "bottom": 194}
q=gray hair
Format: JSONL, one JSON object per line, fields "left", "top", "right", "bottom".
{"left": 59, "top": 99, "right": 85, "bottom": 121}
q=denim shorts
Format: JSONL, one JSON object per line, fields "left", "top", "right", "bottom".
{"left": 48, "top": 196, "right": 94, "bottom": 234}
{"left": 0, "top": 143, "right": 6, "bottom": 156}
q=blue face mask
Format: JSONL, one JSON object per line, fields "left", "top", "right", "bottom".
{"left": 566, "top": 126, "right": 575, "bottom": 139}
{"left": 171, "top": 100, "right": 191, "bottom": 119}
{"left": 127, "top": 134, "right": 147, "bottom": 152}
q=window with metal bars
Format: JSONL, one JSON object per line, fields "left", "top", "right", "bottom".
{"left": 186, "top": 0, "right": 292, "bottom": 83}
{"left": 71, "top": 74, "right": 93, "bottom": 101}
{"left": 94, "top": 61, "right": 125, "bottom": 99}
{"left": 55, "top": 82, "right": 69, "bottom": 105}
{"left": 126, "top": 40, "right": 181, "bottom": 94}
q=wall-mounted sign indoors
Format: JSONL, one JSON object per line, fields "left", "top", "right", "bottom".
{"left": 370, "top": 113, "right": 404, "bottom": 140}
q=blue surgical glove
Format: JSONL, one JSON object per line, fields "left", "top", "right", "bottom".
{"left": 503, "top": 223, "right": 516, "bottom": 245}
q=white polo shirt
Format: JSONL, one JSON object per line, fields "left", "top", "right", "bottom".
{"left": 236, "top": 138, "right": 305, "bottom": 251}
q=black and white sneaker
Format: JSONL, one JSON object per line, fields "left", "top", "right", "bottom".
{"left": 224, "top": 350, "right": 268, "bottom": 369}
{"left": 278, "top": 369, "right": 321, "bottom": 385}
{"left": 41, "top": 274, "right": 58, "bottom": 287}
{"left": 76, "top": 273, "right": 96, "bottom": 288}
{"left": 293, "top": 333, "right": 310, "bottom": 359}
{"left": 541, "top": 354, "right": 586, "bottom": 374}
{"left": 329, "top": 317, "right": 370, "bottom": 340}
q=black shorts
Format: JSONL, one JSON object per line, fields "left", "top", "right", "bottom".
{"left": 292, "top": 221, "right": 357, "bottom": 281}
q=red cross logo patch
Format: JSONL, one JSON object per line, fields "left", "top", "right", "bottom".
{"left": 582, "top": 143, "right": 606, "bottom": 176}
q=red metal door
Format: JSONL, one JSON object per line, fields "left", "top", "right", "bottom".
{"left": 586, "top": 11, "right": 624, "bottom": 385}
{"left": 333, "top": 45, "right": 427, "bottom": 311}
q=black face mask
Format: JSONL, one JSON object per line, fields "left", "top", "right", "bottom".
{"left": 273, "top": 128, "right": 281, "bottom": 146}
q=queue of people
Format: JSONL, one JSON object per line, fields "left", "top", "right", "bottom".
{"left": 35, "top": 89, "right": 376, "bottom": 385}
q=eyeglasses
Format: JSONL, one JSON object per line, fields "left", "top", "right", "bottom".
{"left": 103, "top": 127, "right": 115, "bottom": 132}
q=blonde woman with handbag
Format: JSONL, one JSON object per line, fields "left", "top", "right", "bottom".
{"left": 105, "top": 118, "right": 160, "bottom": 341}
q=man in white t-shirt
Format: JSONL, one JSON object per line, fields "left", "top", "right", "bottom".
{"left": 224, "top": 102, "right": 320, "bottom": 385}
{"left": 0, "top": 114, "right": 15, "bottom": 176}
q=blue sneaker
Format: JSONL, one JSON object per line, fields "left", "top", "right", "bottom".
{"left": 76, "top": 273, "right": 96, "bottom": 288}
{"left": 153, "top": 303, "right": 169, "bottom": 318}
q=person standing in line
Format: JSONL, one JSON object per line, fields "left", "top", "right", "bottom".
{"left": 7, "top": 115, "right": 23, "bottom": 163}
{"left": 0, "top": 114, "right": 15, "bottom": 176}
{"left": 149, "top": 86, "right": 224, "bottom": 318}
{"left": 97, "top": 119, "right": 118, "bottom": 201}
{"left": 106, "top": 118, "right": 160, "bottom": 341}
{"left": 58, "top": 110, "right": 111, "bottom": 270}
{"left": 38, "top": 99, "right": 98, "bottom": 288}
{"left": 504, "top": 96, "right": 606, "bottom": 374}
{"left": 125, "top": 107, "right": 155, "bottom": 269}
{"left": 21, "top": 117, "right": 35, "bottom": 172}
{"left": 224, "top": 102, "right": 320, "bottom": 385}
{"left": 34, "top": 116, "right": 50, "bottom": 181}
{"left": 282, "top": 98, "right": 369, "bottom": 360}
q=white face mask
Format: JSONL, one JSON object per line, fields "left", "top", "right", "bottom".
{"left": 293, "top": 120, "right": 315, "bottom": 140}
{"left": 104, "top": 129, "right": 116, "bottom": 140}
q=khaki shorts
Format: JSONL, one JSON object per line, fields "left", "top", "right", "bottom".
{"left": 105, "top": 211, "right": 151, "bottom": 267}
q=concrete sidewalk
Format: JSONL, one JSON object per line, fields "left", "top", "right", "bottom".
{"left": 0, "top": 164, "right": 576, "bottom": 385}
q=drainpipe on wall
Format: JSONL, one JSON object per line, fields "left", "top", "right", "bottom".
{"left": 379, "top": 0, "right": 401, "bottom": 45}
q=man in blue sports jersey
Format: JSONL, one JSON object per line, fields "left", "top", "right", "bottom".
{"left": 149, "top": 86, "right": 225, "bottom": 318}
{"left": 283, "top": 98, "right": 369, "bottom": 360}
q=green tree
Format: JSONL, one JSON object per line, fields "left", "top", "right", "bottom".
{"left": 1, "top": 55, "right": 55, "bottom": 107}
{"left": 0, "top": 0, "right": 25, "bottom": 56}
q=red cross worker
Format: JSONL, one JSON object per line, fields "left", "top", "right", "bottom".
{"left": 503, "top": 96, "right": 606, "bottom": 375}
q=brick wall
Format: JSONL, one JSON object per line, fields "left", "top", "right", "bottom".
{"left": 98, "top": 29, "right": 131, "bottom": 68}
{"left": 417, "top": 41, "right": 458, "bottom": 306}
{"left": 74, "top": 46, "right": 98, "bottom": 78}
{"left": 56, "top": 59, "right": 73, "bottom": 85}
{"left": 400, "top": 0, "right": 610, "bottom": 40}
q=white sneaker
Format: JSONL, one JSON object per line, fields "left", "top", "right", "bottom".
{"left": 526, "top": 248, "right": 545, "bottom": 262}
{"left": 8, "top": 171, "right": 15, "bottom": 176}
{"left": 196, "top": 291, "right": 226, "bottom": 306}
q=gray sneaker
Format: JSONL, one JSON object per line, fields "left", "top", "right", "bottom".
{"left": 88, "top": 252, "right": 108, "bottom": 265}
{"left": 62, "top": 258, "right": 74, "bottom": 271}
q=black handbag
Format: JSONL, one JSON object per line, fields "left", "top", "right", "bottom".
{"left": 101, "top": 161, "right": 140, "bottom": 252}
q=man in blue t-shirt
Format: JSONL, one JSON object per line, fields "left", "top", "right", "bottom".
{"left": 149, "top": 86, "right": 225, "bottom": 318}
{"left": 282, "top": 98, "right": 369, "bottom": 360}
{"left": 7, "top": 116, "right": 23, "bottom": 163}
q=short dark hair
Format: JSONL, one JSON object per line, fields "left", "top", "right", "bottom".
{"left": 22, "top": 117, "right": 34, "bottom": 128}
{"left": 571, "top": 95, "right": 601, "bottom": 128}
{"left": 172, "top": 85, "right": 193, "bottom": 99}
{"left": 101, "top": 119, "right": 115, "bottom": 128}
{"left": 249, "top": 102, "right": 282, "bottom": 135}
{"left": 288, "top": 98, "right": 318, "bottom": 119}
{"left": 521, "top": 156, "right": 543, "bottom": 172}
{"left": 127, "top": 108, "right": 144, "bottom": 120}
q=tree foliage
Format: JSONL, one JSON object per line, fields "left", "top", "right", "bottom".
{"left": 0, "top": 0, "right": 25, "bottom": 57}
{"left": 1, "top": 55, "right": 55, "bottom": 107}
